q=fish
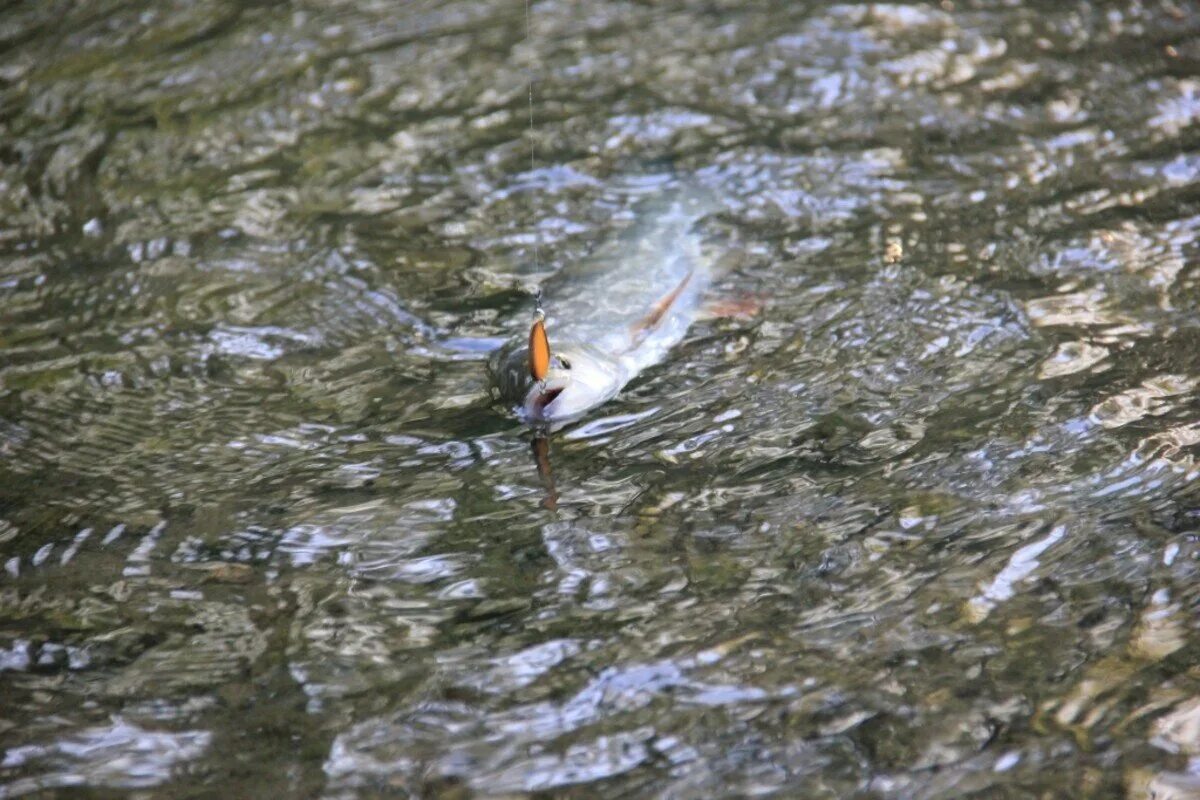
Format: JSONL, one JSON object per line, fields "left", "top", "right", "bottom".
{"left": 490, "top": 191, "right": 717, "bottom": 429}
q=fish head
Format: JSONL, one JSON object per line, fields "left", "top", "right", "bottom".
{"left": 522, "top": 344, "right": 624, "bottom": 426}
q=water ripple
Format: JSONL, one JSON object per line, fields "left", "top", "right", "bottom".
{"left": 3, "top": 0, "right": 1200, "bottom": 796}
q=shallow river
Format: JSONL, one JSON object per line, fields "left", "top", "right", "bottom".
{"left": 3, "top": 1, "right": 1200, "bottom": 797}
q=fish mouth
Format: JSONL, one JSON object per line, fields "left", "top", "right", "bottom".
{"left": 532, "top": 386, "right": 563, "bottom": 412}
{"left": 523, "top": 372, "right": 570, "bottom": 420}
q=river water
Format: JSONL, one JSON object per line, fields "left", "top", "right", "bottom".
{"left": 2, "top": 1, "right": 1200, "bottom": 797}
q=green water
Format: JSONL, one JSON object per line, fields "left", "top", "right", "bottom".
{"left": 2, "top": 1, "right": 1200, "bottom": 797}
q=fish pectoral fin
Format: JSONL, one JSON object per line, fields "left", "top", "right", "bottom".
{"left": 629, "top": 269, "right": 694, "bottom": 343}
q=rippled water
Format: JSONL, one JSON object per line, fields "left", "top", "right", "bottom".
{"left": 2, "top": 1, "right": 1200, "bottom": 796}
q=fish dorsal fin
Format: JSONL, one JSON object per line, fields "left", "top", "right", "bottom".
{"left": 630, "top": 269, "right": 694, "bottom": 346}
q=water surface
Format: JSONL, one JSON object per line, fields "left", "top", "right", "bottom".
{"left": 2, "top": 1, "right": 1200, "bottom": 797}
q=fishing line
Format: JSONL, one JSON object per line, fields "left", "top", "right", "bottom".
{"left": 524, "top": 0, "right": 540, "bottom": 273}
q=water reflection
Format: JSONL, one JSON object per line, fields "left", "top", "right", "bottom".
{"left": 531, "top": 435, "right": 559, "bottom": 511}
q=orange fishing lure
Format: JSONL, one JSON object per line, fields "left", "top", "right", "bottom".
{"left": 529, "top": 316, "right": 550, "bottom": 381}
